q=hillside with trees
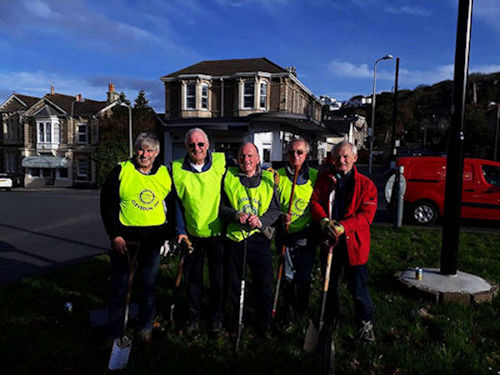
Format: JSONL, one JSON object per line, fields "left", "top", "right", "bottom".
{"left": 334, "top": 71, "right": 500, "bottom": 160}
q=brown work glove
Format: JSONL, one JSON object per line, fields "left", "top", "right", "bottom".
{"left": 320, "top": 218, "right": 345, "bottom": 240}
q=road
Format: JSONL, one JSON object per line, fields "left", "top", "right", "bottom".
{"left": 0, "top": 173, "right": 498, "bottom": 286}
{"left": 0, "top": 189, "right": 109, "bottom": 286}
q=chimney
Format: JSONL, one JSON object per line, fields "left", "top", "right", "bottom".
{"left": 76, "top": 93, "right": 82, "bottom": 102}
{"left": 107, "top": 83, "right": 119, "bottom": 103}
{"left": 286, "top": 66, "right": 297, "bottom": 77}
{"left": 50, "top": 85, "right": 55, "bottom": 95}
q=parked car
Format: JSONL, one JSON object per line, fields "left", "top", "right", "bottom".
{"left": 385, "top": 157, "right": 500, "bottom": 225}
{"left": 0, "top": 173, "right": 13, "bottom": 191}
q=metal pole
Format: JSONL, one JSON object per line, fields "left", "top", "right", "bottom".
{"left": 128, "top": 105, "right": 133, "bottom": 158}
{"left": 394, "top": 166, "right": 404, "bottom": 228}
{"left": 368, "top": 55, "right": 393, "bottom": 175}
{"left": 368, "top": 65, "right": 377, "bottom": 176}
{"left": 391, "top": 58, "right": 400, "bottom": 164}
{"left": 441, "top": 0, "right": 473, "bottom": 276}
{"left": 495, "top": 104, "right": 499, "bottom": 161}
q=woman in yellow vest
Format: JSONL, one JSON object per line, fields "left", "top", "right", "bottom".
{"left": 220, "top": 142, "right": 281, "bottom": 338}
{"left": 100, "top": 133, "right": 176, "bottom": 347}
{"left": 275, "top": 139, "right": 318, "bottom": 320}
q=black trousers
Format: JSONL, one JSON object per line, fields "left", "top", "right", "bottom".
{"left": 322, "top": 239, "right": 374, "bottom": 325}
{"left": 276, "top": 227, "right": 317, "bottom": 314}
{"left": 226, "top": 233, "right": 273, "bottom": 331}
{"left": 183, "top": 236, "right": 225, "bottom": 324}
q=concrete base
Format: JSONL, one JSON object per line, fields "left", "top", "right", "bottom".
{"left": 394, "top": 268, "right": 498, "bottom": 305}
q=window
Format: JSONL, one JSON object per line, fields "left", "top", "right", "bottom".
{"left": 77, "top": 160, "right": 88, "bottom": 178}
{"left": 244, "top": 82, "right": 255, "bottom": 108}
{"left": 42, "top": 168, "right": 51, "bottom": 178}
{"left": 58, "top": 168, "right": 68, "bottom": 179}
{"left": 260, "top": 82, "right": 267, "bottom": 109}
{"left": 186, "top": 83, "right": 196, "bottom": 109}
{"left": 45, "top": 123, "right": 51, "bottom": 143}
{"left": 482, "top": 165, "right": 500, "bottom": 187}
{"left": 263, "top": 148, "right": 271, "bottom": 163}
{"left": 201, "top": 84, "right": 208, "bottom": 109}
{"left": 77, "top": 123, "right": 88, "bottom": 144}
{"left": 30, "top": 168, "right": 40, "bottom": 177}
{"left": 37, "top": 121, "right": 59, "bottom": 145}
{"left": 53, "top": 122, "right": 60, "bottom": 143}
{"left": 38, "top": 123, "right": 45, "bottom": 142}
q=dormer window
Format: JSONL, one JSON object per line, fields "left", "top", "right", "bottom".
{"left": 186, "top": 83, "right": 196, "bottom": 109}
{"left": 243, "top": 82, "right": 255, "bottom": 108}
{"left": 260, "top": 82, "right": 268, "bottom": 109}
{"left": 201, "top": 84, "right": 208, "bottom": 109}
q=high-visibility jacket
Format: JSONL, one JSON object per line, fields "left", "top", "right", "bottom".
{"left": 277, "top": 167, "right": 318, "bottom": 233}
{"left": 172, "top": 153, "right": 225, "bottom": 237}
{"left": 118, "top": 160, "right": 172, "bottom": 227}
{"left": 224, "top": 167, "right": 274, "bottom": 242}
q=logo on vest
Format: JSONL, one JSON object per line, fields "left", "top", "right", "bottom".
{"left": 238, "top": 196, "right": 259, "bottom": 215}
{"left": 294, "top": 198, "right": 307, "bottom": 215}
{"left": 132, "top": 189, "right": 159, "bottom": 211}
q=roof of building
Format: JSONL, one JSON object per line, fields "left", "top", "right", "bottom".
{"left": 43, "top": 93, "right": 108, "bottom": 115}
{"left": 161, "top": 57, "right": 288, "bottom": 78}
{"left": 0, "top": 93, "right": 41, "bottom": 112}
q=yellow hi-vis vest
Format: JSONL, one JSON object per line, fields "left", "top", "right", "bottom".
{"left": 277, "top": 167, "right": 318, "bottom": 233}
{"left": 224, "top": 167, "right": 274, "bottom": 242}
{"left": 118, "top": 161, "right": 172, "bottom": 227}
{"left": 172, "top": 152, "right": 225, "bottom": 238}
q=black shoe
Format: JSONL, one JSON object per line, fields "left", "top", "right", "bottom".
{"left": 257, "top": 325, "right": 272, "bottom": 340}
{"left": 209, "top": 321, "right": 223, "bottom": 338}
{"left": 186, "top": 321, "right": 200, "bottom": 336}
{"left": 137, "top": 328, "right": 152, "bottom": 345}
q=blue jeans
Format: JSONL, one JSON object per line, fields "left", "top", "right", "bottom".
{"left": 107, "top": 242, "right": 160, "bottom": 338}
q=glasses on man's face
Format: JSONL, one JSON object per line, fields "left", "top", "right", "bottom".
{"left": 288, "top": 149, "right": 305, "bottom": 156}
{"left": 188, "top": 142, "right": 205, "bottom": 149}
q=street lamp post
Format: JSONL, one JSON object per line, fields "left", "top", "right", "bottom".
{"left": 489, "top": 102, "right": 499, "bottom": 161}
{"left": 368, "top": 54, "right": 393, "bottom": 175}
{"left": 120, "top": 102, "right": 133, "bottom": 158}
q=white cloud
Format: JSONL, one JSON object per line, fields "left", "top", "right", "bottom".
{"left": 27, "top": 0, "right": 59, "bottom": 18}
{"left": 385, "top": 6, "right": 431, "bottom": 17}
{"left": 328, "top": 60, "right": 371, "bottom": 79}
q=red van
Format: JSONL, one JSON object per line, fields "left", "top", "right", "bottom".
{"left": 389, "top": 157, "right": 500, "bottom": 225}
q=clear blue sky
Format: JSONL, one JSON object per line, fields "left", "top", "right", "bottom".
{"left": 1, "top": 0, "right": 499, "bottom": 111}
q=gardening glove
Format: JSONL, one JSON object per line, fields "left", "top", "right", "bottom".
{"left": 180, "top": 237, "right": 194, "bottom": 255}
{"left": 320, "top": 218, "right": 345, "bottom": 240}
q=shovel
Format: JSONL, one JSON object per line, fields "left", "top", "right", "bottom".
{"left": 235, "top": 224, "right": 249, "bottom": 352}
{"left": 303, "top": 240, "right": 335, "bottom": 354}
{"left": 108, "top": 241, "right": 140, "bottom": 371}
{"left": 272, "top": 166, "right": 300, "bottom": 319}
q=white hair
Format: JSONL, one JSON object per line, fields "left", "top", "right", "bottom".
{"left": 332, "top": 140, "right": 357, "bottom": 156}
{"left": 185, "top": 128, "right": 209, "bottom": 145}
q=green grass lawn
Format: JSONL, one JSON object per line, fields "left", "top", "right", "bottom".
{"left": 0, "top": 226, "right": 499, "bottom": 374}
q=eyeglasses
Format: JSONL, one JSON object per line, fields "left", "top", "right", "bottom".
{"left": 188, "top": 142, "right": 205, "bottom": 149}
{"left": 288, "top": 150, "right": 305, "bottom": 156}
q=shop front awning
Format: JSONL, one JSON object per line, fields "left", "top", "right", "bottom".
{"left": 22, "top": 156, "right": 71, "bottom": 168}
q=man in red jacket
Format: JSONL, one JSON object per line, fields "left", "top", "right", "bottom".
{"left": 310, "top": 141, "right": 377, "bottom": 342}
